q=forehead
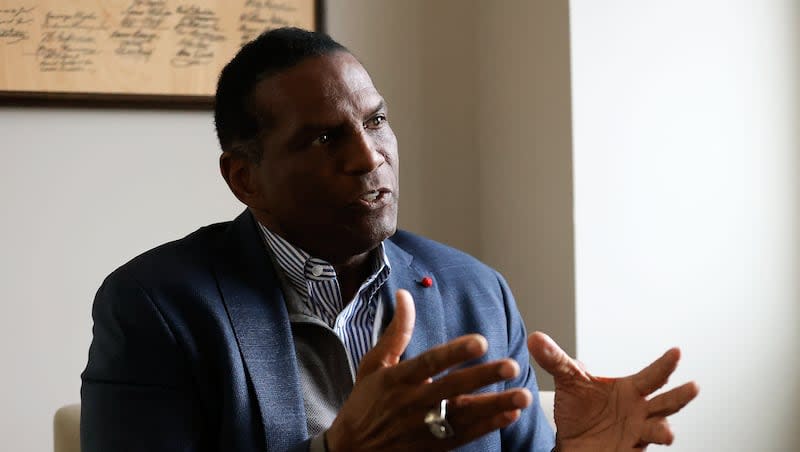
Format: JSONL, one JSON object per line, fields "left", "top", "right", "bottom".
{"left": 253, "top": 52, "right": 381, "bottom": 127}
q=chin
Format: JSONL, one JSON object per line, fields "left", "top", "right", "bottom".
{"left": 351, "top": 222, "right": 395, "bottom": 252}
{"left": 336, "top": 213, "right": 396, "bottom": 256}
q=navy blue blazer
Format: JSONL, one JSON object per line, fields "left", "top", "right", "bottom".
{"left": 81, "top": 210, "right": 555, "bottom": 451}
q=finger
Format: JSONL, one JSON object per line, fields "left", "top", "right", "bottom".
{"left": 356, "top": 289, "right": 415, "bottom": 382}
{"left": 411, "top": 393, "right": 527, "bottom": 452}
{"left": 639, "top": 418, "right": 674, "bottom": 446}
{"left": 449, "top": 388, "right": 533, "bottom": 426}
{"left": 527, "top": 332, "right": 588, "bottom": 381}
{"left": 647, "top": 381, "right": 700, "bottom": 417}
{"left": 390, "top": 334, "right": 488, "bottom": 384}
{"left": 631, "top": 348, "right": 680, "bottom": 396}
{"left": 420, "top": 359, "right": 521, "bottom": 405}
{"left": 439, "top": 408, "right": 523, "bottom": 450}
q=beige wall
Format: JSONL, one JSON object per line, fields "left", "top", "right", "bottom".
{"left": 475, "top": 1, "right": 576, "bottom": 388}
{"left": 329, "top": 0, "right": 483, "bottom": 256}
{"left": 331, "top": 2, "right": 578, "bottom": 391}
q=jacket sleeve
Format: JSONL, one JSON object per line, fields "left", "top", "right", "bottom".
{"left": 80, "top": 274, "right": 207, "bottom": 452}
{"left": 81, "top": 274, "right": 316, "bottom": 452}
{"left": 496, "top": 273, "right": 557, "bottom": 452}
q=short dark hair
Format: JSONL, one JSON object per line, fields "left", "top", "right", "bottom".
{"left": 214, "top": 27, "right": 348, "bottom": 162}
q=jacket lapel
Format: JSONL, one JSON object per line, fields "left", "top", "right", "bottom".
{"left": 383, "top": 239, "right": 448, "bottom": 360}
{"left": 213, "top": 210, "right": 307, "bottom": 450}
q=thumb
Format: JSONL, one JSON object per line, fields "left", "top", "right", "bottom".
{"left": 356, "top": 289, "right": 416, "bottom": 382}
{"left": 528, "top": 331, "right": 588, "bottom": 382}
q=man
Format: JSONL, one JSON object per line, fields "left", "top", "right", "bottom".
{"left": 81, "top": 28, "right": 697, "bottom": 451}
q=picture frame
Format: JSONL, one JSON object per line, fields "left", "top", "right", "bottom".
{"left": 0, "top": 0, "right": 325, "bottom": 108}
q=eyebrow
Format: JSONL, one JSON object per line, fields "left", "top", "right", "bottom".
{"left": 369, "top": 100, "right": 388, "bottom": 118}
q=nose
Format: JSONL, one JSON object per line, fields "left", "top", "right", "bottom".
{"left": 340, "top": 130, "right": 385, "bottom": 175}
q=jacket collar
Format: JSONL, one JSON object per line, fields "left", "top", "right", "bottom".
{"left": 213, "top": 210, "right": 308, "bottom": 449}
{"left": 382, "top": 238, "right": 448, "bottom": 361}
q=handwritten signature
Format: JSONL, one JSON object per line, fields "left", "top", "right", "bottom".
{"left": 0, "top": 6, "right": 36, "bottom": 19}
{"left": 41, "top": 31, "right": 96, "bottom": 44}
{"left": 43, "top": 11, "right": 106, "bottom": 30}
{"left": 0, "top": 27, "right": 29, "bottom": 44}
{"left": 174, "top": 14, "right": 221, "bottom": 34}
{"left": 0, "top": 6, "right": 34, "bottom": 43}
{"left": 171, "top": 47, "right": 213, "bottom": 67}
{"left": 37, "top": 43, "right": 97, "bottom": 72}
{"left": 243, "top": 0, "right": 297, "bottom": 12}
{"left": 121, "top": 0, "right": 171, "bottom": 30}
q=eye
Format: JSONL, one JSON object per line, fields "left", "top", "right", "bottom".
{"left": 365, "top": 115, "right": 387, "bottom": 129}
{"left": 311, "top": 133, "right": 331, "bottom": 147}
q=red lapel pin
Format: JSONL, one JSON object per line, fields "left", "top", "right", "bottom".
{"left": 420, "top": 276, "right": 433, "bottom": 288}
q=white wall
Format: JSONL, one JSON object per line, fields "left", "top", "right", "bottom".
{"left": 571, "top": 1, "right": 800, "bottom": 450}
{"left": 0, "top": 108, "right": 241, "bottom": 452}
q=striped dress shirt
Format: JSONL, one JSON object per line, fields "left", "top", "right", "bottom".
{"left": 258, "top": 223, "right": 391, "bottom": 376}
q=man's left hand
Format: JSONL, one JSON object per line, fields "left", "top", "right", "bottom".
{"left": 528, "top": 332, "right": 699, "bottom": 451}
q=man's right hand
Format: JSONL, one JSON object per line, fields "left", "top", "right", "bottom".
{"left": 326, "top": 289, "right": 533, "bottom": 452}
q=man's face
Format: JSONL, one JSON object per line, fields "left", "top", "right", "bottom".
{"left": 247, "top": 51, "right": 399, "bottom": 262}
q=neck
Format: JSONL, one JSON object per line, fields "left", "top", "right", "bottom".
{"left": 334, "top": 253, "right": 373, "bottom": 303}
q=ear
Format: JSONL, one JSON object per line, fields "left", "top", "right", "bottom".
{"left": 219, "top": 151, "right": 264, "bottom": 208}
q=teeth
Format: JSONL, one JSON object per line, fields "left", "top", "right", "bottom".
{"left": 362, "top": 191, "right": 379, "bottom": 201}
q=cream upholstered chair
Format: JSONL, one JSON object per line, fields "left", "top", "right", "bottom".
{"left": 56, "top": 392, "right": 556, "bottom": 450}
{"left": 54, "top": 404, "right": 81, "bottom": 452}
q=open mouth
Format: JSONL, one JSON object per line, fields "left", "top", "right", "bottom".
{"left": 355, "top": 188, "right": 392, "bottom": 208}
{"left": 361, "top": 190, "right": 382, "bottom": 202}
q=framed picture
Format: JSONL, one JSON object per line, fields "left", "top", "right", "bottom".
{"left": 0, "top": 0, "right": 324, "bottom": 108}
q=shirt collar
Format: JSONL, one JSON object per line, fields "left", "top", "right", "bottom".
{"left": 257, "top": 222, "right": 391, "bottom": 298}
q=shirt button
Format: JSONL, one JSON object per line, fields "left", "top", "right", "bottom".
{"left": 311, "top": 265, "right": 324, "bottom": 277}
